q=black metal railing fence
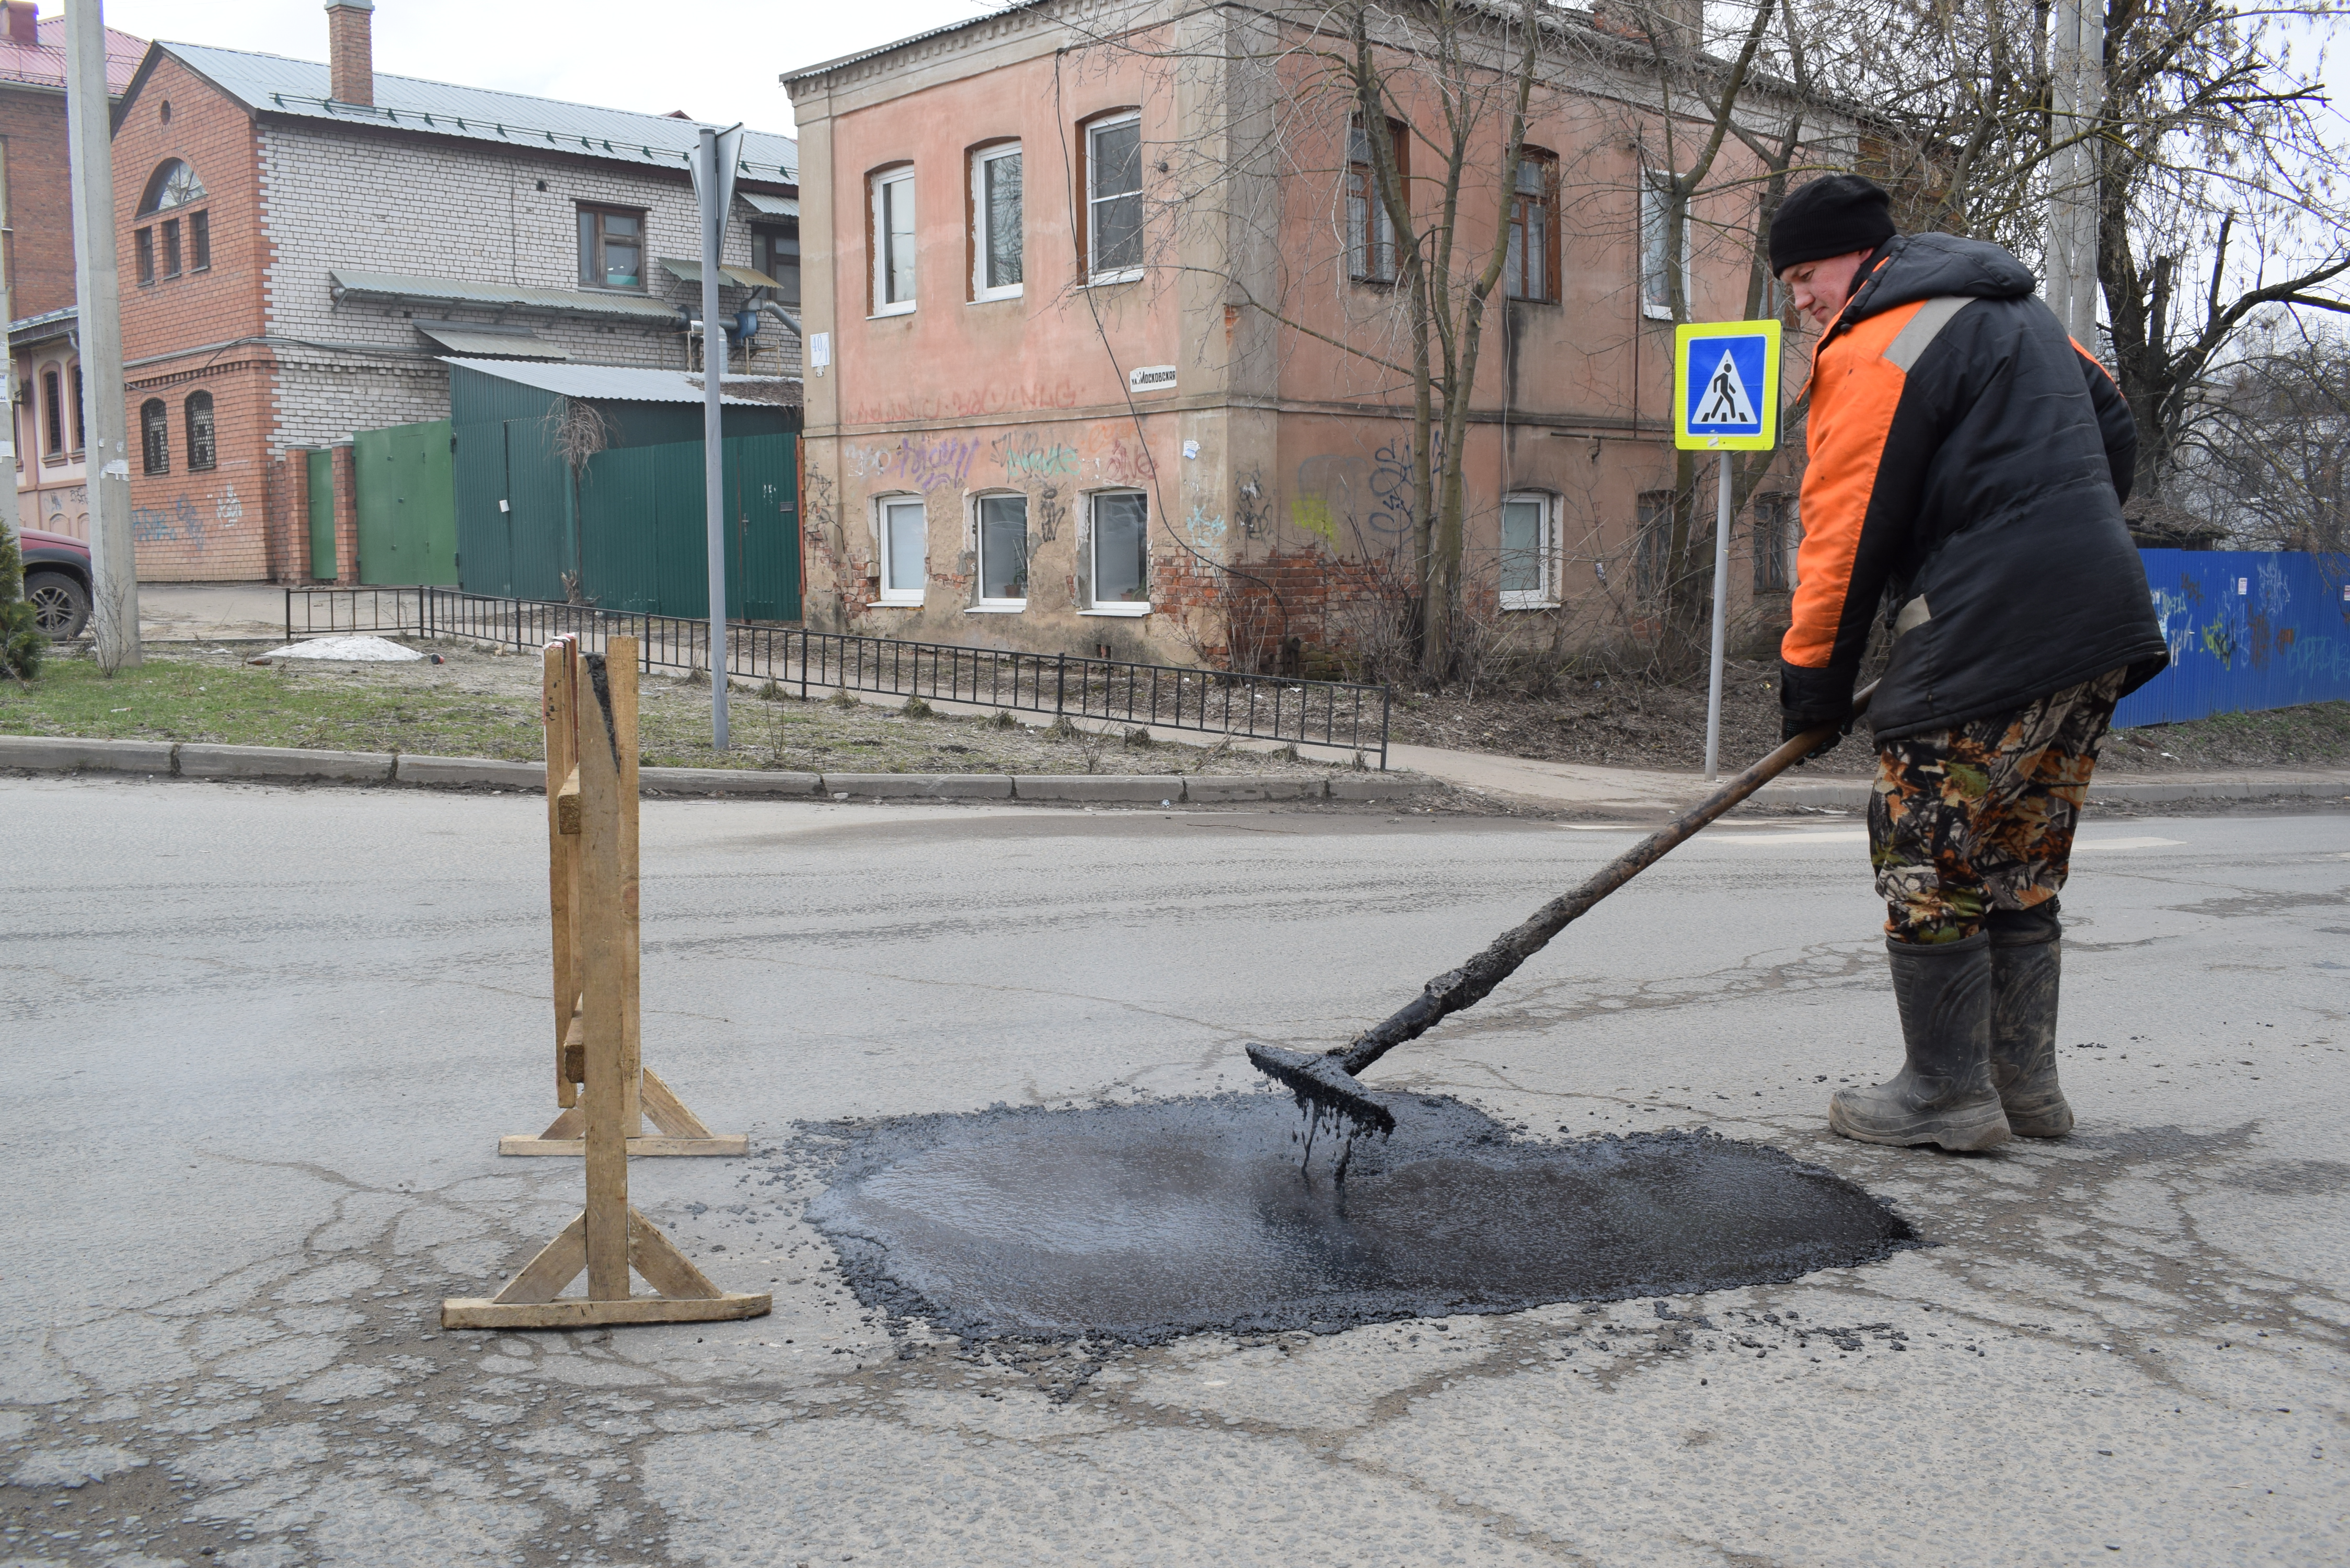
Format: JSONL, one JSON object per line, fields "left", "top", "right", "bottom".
{"left": 286, "top": 587, "right": 1391, "bottom": 767}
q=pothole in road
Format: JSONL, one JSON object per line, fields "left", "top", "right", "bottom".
{"left": 807, "top": 1093, "right": 1919, "bottom": 1342}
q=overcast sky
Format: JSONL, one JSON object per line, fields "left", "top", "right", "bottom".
{"left": 92, "top": 0, "right": 1001, "bottom": 142}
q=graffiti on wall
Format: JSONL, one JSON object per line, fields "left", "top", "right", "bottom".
{"left": 132, "top": 496, "right": 207, "bottom": 546}
{"left": 845, "top": 434, "right": 985, "bottom": 493}
{"left": 988, "top": 435, "right": 1081, "bottom": 483}
{"left": 848, "top": 380, "right": 1082, "bottom": 426}
{"left": 1292, "top": 437, "right": 1415, "bottom": 547}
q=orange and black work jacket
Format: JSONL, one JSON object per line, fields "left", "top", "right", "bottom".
{"left": 1780, "top": 233, "right": 2169, "bottom": 740}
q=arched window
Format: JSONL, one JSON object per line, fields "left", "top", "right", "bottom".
{"left": 137, "top": 159, "right": 206, "bottom": 216}
{"left": 40, "top": 367, "right": 61, "bottom": 456}
{"left": 186, "top": 391, "right": 216, "bottom": 472}
{"left": 140, "top": 398, "right": 169, "bottom": 475}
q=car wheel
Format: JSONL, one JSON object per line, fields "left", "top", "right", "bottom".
{"left": 24, "top": 570, "right": 90, "bottom": 640}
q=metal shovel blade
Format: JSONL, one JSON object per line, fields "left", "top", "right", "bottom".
{"left": 1244, "top": 1042, "right": 1397, "bottom": 1138}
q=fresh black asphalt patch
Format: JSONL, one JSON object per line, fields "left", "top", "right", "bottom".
{"left": 808, "top": 1092, "right": 1919, "bottom": 1342}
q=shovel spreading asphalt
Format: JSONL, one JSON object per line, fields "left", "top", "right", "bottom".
{"left": 808, "top": 1092, "right": 1919, "bottom": 1342}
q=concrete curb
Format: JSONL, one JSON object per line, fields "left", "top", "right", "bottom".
{"left": 0, "top": 732, "right": 1430, "bottom": 804}
{"left": 1747, "top": 776, "right": 2350, "bottom": 811}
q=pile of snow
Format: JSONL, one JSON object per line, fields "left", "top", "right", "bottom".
{"left": 260, "top": 634, "right": 424, "bottom": 662}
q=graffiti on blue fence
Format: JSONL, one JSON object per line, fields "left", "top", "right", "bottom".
{"left": 2116, "top": 550, "right": 2350, "bottom": 727}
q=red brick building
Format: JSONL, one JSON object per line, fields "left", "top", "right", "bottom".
{"left": 0, "top": 2, "right": 143, "bottom": 543}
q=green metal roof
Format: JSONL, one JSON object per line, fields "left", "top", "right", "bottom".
{"left": 329, "top": 268, "right": 681, "bottom": 322}
{"left": 415, "top": 323, "right": 567, "bottom": 361}
{"left": 657, "top": 257, "right": 782, "bottom": 289}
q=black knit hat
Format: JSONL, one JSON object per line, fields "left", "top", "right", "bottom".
{"left": 1768, "top": 175, "right": 1897, "bottom": 275}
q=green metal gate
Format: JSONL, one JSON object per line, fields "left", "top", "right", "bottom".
{"left": 353, "top": 421, "right": 458, "bottom": 585}
{"left": 306, "top": 449, "right": 337, "bottom": 580}
{"left": 574, "top": 432, "right": 799, "bottom": 620}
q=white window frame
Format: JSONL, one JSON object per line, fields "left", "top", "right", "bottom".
{"left": 1084, "top": 111, "right": 1144, "bottom": 285}
{"left": 971, "top": 491, "right": 1030, "bottom": 610}
{"left": 1498, "top": 491, "right": 1559, "bottom": 610}
{"left": 1080, "top": 488, "right": 1151, "bottom": 615}
{"left": 970, "top": 143, "right": 1023, "bottom": 303}
{"left": 876, "top": 495, "right": 927, "bottom": 605}
{"left": 1640, "top": 168, "right": 1692, "bottom": 322}
{"left": 870, "top": 166, "right": 917, "bottom": 317}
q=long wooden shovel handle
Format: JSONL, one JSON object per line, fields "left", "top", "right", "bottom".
{"left": 1333, "top": 683, "right": 1876, "bottom": 1076}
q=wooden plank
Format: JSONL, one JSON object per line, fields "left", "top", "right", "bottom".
{"left": 491, "top": 1213, "right": 587, "bottom": 1304}
{"left": 496, "top": 1134, "right": 749, "bottom": 1157}
{"left": 578, "top": 644, "right": 630, "bottom": 1303}
{"left": 626, "top": 1206, "right": 721, "bottom": 1299}
{"left": 538, "top": 1105, "right": 585, "bottom": 1139}
{"left": 638, "top": 1067, "right": 715, "bottom": 1140}
{"left": 440, "top": 1290, "right": 771, "bottom": 1330}
{"left": 612, "top": 638, "right": 643, "bottom": 1139}
{"left": 545, "top": 642, "right": 580, "bottom": 1111}
{"left": 555, "top": 767, "right": 582, "bottom": 836}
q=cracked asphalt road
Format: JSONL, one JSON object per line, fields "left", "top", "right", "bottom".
{"left": 3, "top": 777, "right": 2345, "bottom": 1565}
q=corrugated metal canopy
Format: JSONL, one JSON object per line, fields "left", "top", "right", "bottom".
{"left": 741, "top": 192, "right": 799, "bottom": 218}
{"left": 157, "top": 40, "right": 798, "bottom": 183}
{"left": 330, "top": 268, "right": 681, "bottom": 322}
{"left": 416, "top": 324, "right": 567, "bottom": 361}
{"left": 657, "top": 257, "right": 782, "bottom": 289}
{"left": 440, "top": 358, "right": 774, "bottom": 406}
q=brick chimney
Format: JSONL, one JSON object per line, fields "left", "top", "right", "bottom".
{"left": 3, "top": 3, "right": 39, "bottom": 48}
{"left": 326, "top": 0, "right": 375, "bottom": 107}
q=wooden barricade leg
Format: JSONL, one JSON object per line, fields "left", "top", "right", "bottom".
{"left": 446, "top": 639, "right": 769, "bottom": 1331}
{"left": 502, "top": 633, "right": 744, "bottom": 1158}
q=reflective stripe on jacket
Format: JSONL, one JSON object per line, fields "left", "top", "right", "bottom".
{"left": 1780, "top": 233, "right": 2169, "bottom": 740}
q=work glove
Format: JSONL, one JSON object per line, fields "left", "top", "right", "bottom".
{"left": 1777, "top": 659, "right": 1854, "bottom": 764}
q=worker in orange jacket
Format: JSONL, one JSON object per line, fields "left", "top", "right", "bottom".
{"left": 1769, "top": 175, "right": 2169, "bottom": 1151}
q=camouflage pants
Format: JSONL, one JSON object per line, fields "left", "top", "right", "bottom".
{"left": 1869, "top": 667, "right": 2131, "bottom": 944}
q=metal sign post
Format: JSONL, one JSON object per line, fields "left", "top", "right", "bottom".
{"left": 691, "top": 123, "right": 743, "bottom": 749}
{"left": 1673, "top": 320, "right": 1784, "bottom": 779}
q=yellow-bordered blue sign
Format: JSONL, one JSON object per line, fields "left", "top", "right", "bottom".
{"left": 1673, "top": 320, "right": 1783, "bottom": 451}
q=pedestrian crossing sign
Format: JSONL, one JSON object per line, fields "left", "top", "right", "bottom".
{"left": 1674, "top": 320, "right": 1783, "bottom": 451}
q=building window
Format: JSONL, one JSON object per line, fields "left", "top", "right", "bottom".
{"left": 1506, "top": 149, "right": 1557, "bottom": 303}
{"left": 1088, "top": 490, "right": 1149, "bottom": 607}
{"left": 186, "top": 391, "right": 217, "bottom": 472}
{"left": 877, "top": 496, "right": 926, "bottom": 604}
{"left": 751, "top": 222, "right": 799, "bottom": 306}
{"left": 70, "top": 366, "right": 83, "bottom": 452}
{"left": 1084, "top": 112, "right": 1143, "bottom": 283}
{"left": 869, "top": 167, "right": 916, "bottom": 315}
{"left": 137, "top": 158, "right": 206, "bottom": 216}
{"left": 162, "top": 218, "right": 182, "bottom": 280}
{"left": 1641, "top": 169, "right": 1690, "bottom": 321}
{"left": 975, "top": 493, "right": 1029, "bottom": 605}
{"left": 1752, "top": 492, "right": 1796, "bottom": 593}
{"left": 970, "top": 143, "right": 1023, "bottom": 301}
{"left": 576, "top": 205, "right": 644, "bottom": 290}
{"left": 40, "top": 368, "right": 61, "bottom": 456}
{"left": 140, "top": 398, "right": 169, "bottom": 476}
{"left": 1499, "top": 493, "right": 1557, "bottom": 609}
{"left": 191, "top": 210, "right": 210, "bottom": 272}
{"left": 1635, "top": 490, "right": 1676, "bottom": 603}
{"left": 1347, "top": 119, "right": 1404, "bottom": 283}
{"left": 135, "top": 227, "right": 155, "bottom": 285}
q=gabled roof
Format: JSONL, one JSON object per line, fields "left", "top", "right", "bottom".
{"left": 123, "top": 40, "right": 797, "bottom": 186}
{"left": 0, "top": 18, "right": 142, "bottom": 95}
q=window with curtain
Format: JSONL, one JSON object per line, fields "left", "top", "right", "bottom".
{"left": 141, "top": 399, "right": 169, "bottom": 476}
{"left": 971, "top": 144, "right": 1023, "bottom": 301}
{"left": 575, "top": 205, "right": 644, "bottom": 290}
{"left": 1506, "top": 151, "right": 1557, "bottom": 302}
{"left": 870, "top": 167, "right": 917, "bottom": 314}
{"left": 1085, "top": 113, "right": 1143, "bottom": 281}
{"left": 186, "top": 391, "right": 217, "bottom": 472}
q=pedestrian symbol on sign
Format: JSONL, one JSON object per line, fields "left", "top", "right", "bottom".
{"left": 1697, "top": 349, "right": 1757, "bottom": 427}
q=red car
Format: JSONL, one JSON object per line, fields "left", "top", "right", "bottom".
{"left": 19, "top": 526, "right": 90, "bottom": 639}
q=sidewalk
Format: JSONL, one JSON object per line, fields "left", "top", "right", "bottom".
{"left": 137, "top": 582, "right": 289, "bottom": 641}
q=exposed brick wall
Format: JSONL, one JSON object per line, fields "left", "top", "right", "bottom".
{"left": 0, "top": 82, "right": 76, "bottom": 319}
{"left": 326, "top": 3, "right": 374, "bottom": 108}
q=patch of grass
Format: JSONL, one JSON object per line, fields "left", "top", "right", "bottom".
{"left": 0, "top": 653, "right": 543, "bottom": 758}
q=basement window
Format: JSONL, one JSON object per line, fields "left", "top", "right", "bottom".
{"left": 1085, "top": 490, "right": 1149, "bottom": 612}
{"left": 1499, "top": 492, "right": 1558, "bottom": 609}
{"left": 877, "top": 495, "right": 926, "bottom": 605}
{"left": 974, "top": 493, "right": 1029, "bottom": 607}
{"left": 577, "top": 204, "right": 644, "bottom": 291}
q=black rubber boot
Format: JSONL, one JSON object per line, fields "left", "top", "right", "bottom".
{"left": 1989, "top": 907, "right": 2073, "bottom": 1137}
{"left": 1829, "top": 933, "right": 2012, "bottom": 1151}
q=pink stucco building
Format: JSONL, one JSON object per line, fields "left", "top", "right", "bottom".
{"left": 785, "top": 1, "right": 1837, "bottom": 668}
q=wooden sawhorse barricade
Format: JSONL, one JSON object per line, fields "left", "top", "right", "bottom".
{"left": 500, "top": 635, "right": 744, "bottom": 1158}
{"left": 444, "top": 637, "right": 768, "bottom": 1329}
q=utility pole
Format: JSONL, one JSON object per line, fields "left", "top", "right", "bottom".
{"left": 2046, "top": 0, "right": 2103, "bottom": 343}
{"left": 692, "top": 123, "right": 741, "bottom": 748}
{"left": 66, "top": 0, "right": 137, "bottom": 667}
